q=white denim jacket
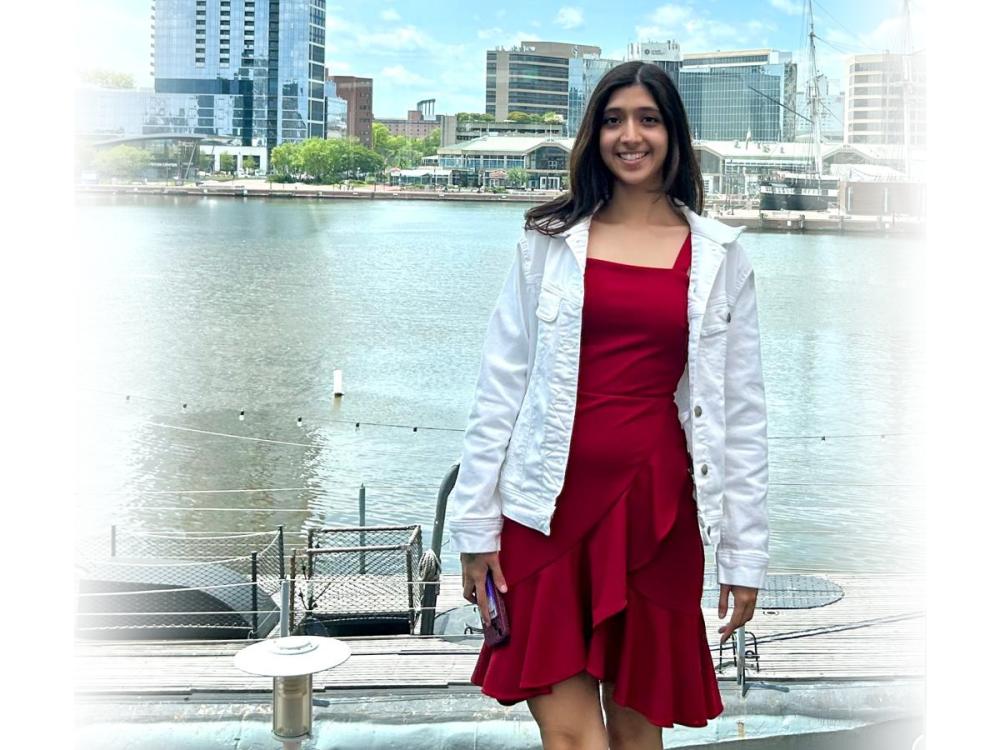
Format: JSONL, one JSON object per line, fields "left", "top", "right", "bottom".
{"left": 449, "top": 201, "right": 769, "bottom": 589}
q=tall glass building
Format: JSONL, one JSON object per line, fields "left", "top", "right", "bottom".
{"left": 566, "top": 57, "right": 619, "bottom": 137}
{"left": 678, "top": 50, "right": 797, "bottom": 142}
{"left": 145, "top": 0, "right": 325, "bottom": 146}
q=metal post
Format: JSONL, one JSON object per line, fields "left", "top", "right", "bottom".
{"left": 420, "top": 463, "right": 460, "bottom": 635}
{"left": 278, "top": 525, "right": 285, "bottom": 579}
{"left": 280, "top": 578, "right": 291, "bottom": 637}
{"left": 405, "top": 546, "right": 415, "bottom": 632}
{"left": 251, "top": 552, "right": 259, "bottom": 638}
{"left": 359, "top": 484, "right": 366, "bottom": 575}
{"left": 736, "top": 625, "right": 747, "bottom": 696}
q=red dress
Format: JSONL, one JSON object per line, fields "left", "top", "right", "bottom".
{"left": 471, "top": 232, "right": 724, "bottom": 728}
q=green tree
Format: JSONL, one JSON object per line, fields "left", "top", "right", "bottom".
{"left": 418, "top": 128, "right": 441, "bottom": 157}
{"left": 456, "top": 112, "right": 494, "bottom": 123}
{"left": 219, "top": 153, "right": 236, "bottom": 174}
{"left": 243, "top": 156, "right": 258, "bottom": 172}
{"left": 507, "top": 167, "right": 528, "bottom": 188}
{"left": 81, "top": 69, "right": 135, "bottom": 89}
{"left": 93, "top": 145, "right": 151, "bottom": 180}
{"left": 372, "top": 122, "right": 392, "bottom": 155}
{"left": 270, "top": 142, "right": 304, "bottom": 179}
{"left": 299, "top": 138, "right": 339, "bottom": 182}
{"left": 542, "top": 112, "right": 564, "bottom": 124}
{"left": 508, "top": 111, "right": 531, "bottom": 123}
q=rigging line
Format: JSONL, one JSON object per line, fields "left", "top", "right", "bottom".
{"left": 810, "top": 0, "right": 886, "bottom": 54}
{"left": 817, "top": 100, "right": 844, "bottom": 127}
{"left": 813, "top": 34, "right": 873, "bottom": 58}
{"left": 745, "top": 84, "right": 813, "bottom": 124}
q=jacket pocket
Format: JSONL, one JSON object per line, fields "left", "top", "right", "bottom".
{"left": 701, "top": 300, "right": 730, "bottom": 336}
{"left": 536, "top": 287, "right": 562, "bottom": 322}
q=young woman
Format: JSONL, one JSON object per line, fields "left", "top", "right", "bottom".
{"left": 449, "top": 61, "right": 769, "bottom": 749}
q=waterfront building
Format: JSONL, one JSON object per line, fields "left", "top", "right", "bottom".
{"left": 679, "top": 49, "right": 797, "bottom": 142}
{"left": 694, "top": 139, "right": 922, "bottom": 196}
{"left": 330, "top": 75, "right": 374, "bottom": 148}
{"left": 486, "top": 41, "right": 601, "bottom": 122}
{"left": 437, "top": 135, "right": 573, "bottom": 189}
{"left": 845, "top": 52, "right": 926, "bottom": 148}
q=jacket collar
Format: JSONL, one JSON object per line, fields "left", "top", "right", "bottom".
{"left": 555, "top": 198, "right": 744, "bottom": 272}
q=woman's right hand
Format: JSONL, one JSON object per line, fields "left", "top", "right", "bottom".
{"left": 461, "top": 551, "right": 508, "bottom": 627}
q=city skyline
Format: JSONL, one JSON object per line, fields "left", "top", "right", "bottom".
{"left": 79, "top": 0, "right": 926, "bottom": 118}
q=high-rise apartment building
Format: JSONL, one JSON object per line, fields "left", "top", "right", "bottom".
{"left": 330, "top": 75, "right": 373, "bottom": 148}
{"left": 845, "top": 52, "right": 926, "bottom": 147}
{"left": 486, "top": 41, "right": 601, "bottom": 122}
{"left": 679, "top": 49, "right": 797, "bottom": 142}
{"left": 149, "top": 0, "right": 326, "bottom": 146}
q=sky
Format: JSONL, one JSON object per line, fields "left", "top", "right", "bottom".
{"left": 78, "top": 0, "right": 926, "bottom": 117}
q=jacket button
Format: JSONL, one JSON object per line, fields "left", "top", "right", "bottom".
{"left": 700, "top": 464, "right": 709, "bottom": 476}
{"left": 694, "top": 405, "right": 702, "bottom": 417}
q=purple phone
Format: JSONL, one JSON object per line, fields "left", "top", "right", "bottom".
{"left": 482, "top": 570, "right": 510, "bottom": 646}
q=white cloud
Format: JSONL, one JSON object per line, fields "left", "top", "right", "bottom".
{"left": 324, "top": 15, "right": 488, "bottom": 115}
{"left": 380, "top": 9, "right": 401, "bottom": 22}
{"left": 380, "top": 65, "right": 432, "bottom": 86}
{"left": 554, "top": 7, "right": 584, "bottom": 30}
{"left": 477, "top": 27, "right": 504, "bottom": 40}
{"left": 649, "top": 5, "right": 692, "bottom": 27}
{"left": 327, "top": 60, "right": 352, "bottom": 75}
{"left": 769, "top": 0, "right": 801, "bottom": 16}
{"left": 636, "top": 4, "right": 771, "bottom": 53}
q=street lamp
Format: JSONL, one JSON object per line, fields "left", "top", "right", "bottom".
{"left": 235, "top": 636, "right": 351, "bottom": 749}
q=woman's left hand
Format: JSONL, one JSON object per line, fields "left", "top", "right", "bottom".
{"left": 717, "top": 584, "right": 758, "bottom": 644}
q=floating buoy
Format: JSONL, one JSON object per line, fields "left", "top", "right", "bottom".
{"left": 333, "top": 369, "right": 344, "bottom": 398}
{"left": 297, "top": 417, "right": 303, "bottom": 427}
{"left": 239, "top": 409, "right": 245, "bottom": 421}
{"left": 182, "top": 403, "right": 187, "bottom": 411}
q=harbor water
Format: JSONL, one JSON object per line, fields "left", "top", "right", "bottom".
{"left": 76, "top": 195, "right": 925, "bottom": 576}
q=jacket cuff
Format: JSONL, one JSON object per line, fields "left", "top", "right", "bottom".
{"left": 716, "top": 551, "right": 768, "bottom": 590}
{"left": 448, "top": 518, "right": 503, "bottom": 554}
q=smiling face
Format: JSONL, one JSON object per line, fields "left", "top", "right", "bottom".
{"left": 598, "top": 83, "right": 670, "bottom": 192}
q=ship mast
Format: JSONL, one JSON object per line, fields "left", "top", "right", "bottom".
{"left": 806, "top": 0, "right": 823, "bottom": 176}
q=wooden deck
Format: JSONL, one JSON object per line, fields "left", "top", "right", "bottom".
{"left": 75, "top": 572, "right": 924, "bottom": 697}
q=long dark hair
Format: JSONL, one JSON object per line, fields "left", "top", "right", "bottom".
{"left": 524, "top": 61, "right": 703, "bottom": 235}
